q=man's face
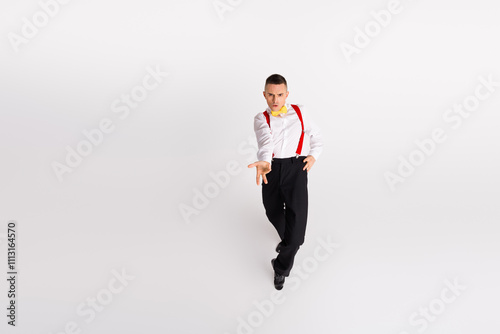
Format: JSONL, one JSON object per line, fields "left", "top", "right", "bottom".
{"left": 263, "top": 84, "right": 289, "bottom": 112}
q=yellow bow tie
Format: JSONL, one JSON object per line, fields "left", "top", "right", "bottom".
{"left": 271, "top": 105, "right": 287, "bottom": 117}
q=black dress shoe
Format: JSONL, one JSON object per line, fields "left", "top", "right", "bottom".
{"left": 271, "top": 259, "right": 285, "bottom": 290}
{"left": 274, "top": 273, "right": 285, "bottom": 290}
{"left": 275, "top": 242, "right": 283, "bottom": 253}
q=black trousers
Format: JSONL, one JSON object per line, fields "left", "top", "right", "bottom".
{"left": 262, "top": 156, "right": 308, "bottom": 276}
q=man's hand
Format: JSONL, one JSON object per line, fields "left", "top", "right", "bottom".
{"left": 247, "top": 161, "right": 272, "bottom": 185}
{"left": 303, "top": 155, "right": 316, "bottom": 172}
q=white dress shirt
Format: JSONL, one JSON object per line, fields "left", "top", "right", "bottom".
{"left": 254, "top": 103, "right": 323, "bottom": 164}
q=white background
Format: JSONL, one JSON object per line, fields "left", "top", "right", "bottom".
{"left": 1, "top": 0, "right": 499, "bottom": 333}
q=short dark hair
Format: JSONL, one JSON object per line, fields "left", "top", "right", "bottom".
{"left": 265, "top": 74, "right": 287, "bottom": 89}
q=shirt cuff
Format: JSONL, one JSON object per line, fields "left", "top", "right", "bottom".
{"left": 308, "top": 151, "right": 321, "bottom": 160}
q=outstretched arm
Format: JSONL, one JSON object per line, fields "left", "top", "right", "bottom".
{"left": 247, "top": 161, "right": 271, "bottom": 185}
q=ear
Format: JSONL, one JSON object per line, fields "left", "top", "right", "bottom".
{"left": 286, "top": 91, "right": 289, "bottom": 98}
{"left": 263, "top": 91, "right": 266, "bottom": 98}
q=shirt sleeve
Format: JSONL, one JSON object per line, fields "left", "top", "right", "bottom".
{"left": 301, "top": 106, "right": 323, "bottom": 160}
{"left": 254, "top": 112, "right": 274, "bottom": 164}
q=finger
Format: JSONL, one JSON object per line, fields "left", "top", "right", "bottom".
{"left": 248, "top": 163, "right": 256, "bottom": 168}
{"left": 303, "top": 162, "right": 308, "bottom": 170}
{"left": 262, "top": 173, "right": 268, "bottom": 184}
{"left": 256, "top": 171, "right": 261, "bottom": 185}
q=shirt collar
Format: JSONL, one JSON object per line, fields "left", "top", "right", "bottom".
{"left": 266, "top": 103, "right": 291, "bottom": 116}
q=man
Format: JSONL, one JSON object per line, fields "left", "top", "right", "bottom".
{"left": 248, "top": 74, "right": 323, "bottom": 290}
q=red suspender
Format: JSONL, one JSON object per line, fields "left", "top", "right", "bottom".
{"left": 262, "top": 111, "right": 274, "bottom": 158}
{"left": 263, "top": 111, "right": 270, "bottom": 127}
{"left": 263, "top": 104, "right": 305, "bottom": 158}
{"left": 291, "top": 104, "right": 305, "bottom": 156}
